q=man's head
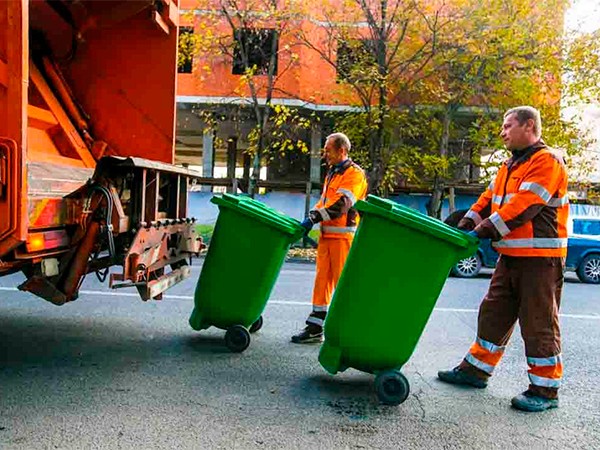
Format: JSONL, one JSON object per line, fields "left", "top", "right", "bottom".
{"left": 501, "top": 106, "right": 542, "bottom": 151}
{"left": 323, "top": 132, "right": 351, "bottom": 166}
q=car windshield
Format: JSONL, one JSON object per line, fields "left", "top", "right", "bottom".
{"left": 572, "top": 219, "right": 600, "bottom": 236}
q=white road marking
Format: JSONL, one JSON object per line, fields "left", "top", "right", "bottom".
{"left": 1, "top": 286, "right": 598, "bottom": 320}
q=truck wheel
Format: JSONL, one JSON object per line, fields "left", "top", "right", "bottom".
{"left": 225, "top": 325, "right": 251, "bottom": 352}
{"left": 375, "top": 370, "right": 410, "bottom": 406}
{"left": 249, "top": 315, "right": 263, "bottom": 333}
{"left": 577, "top": 254, "right": 600, "bottom": 284}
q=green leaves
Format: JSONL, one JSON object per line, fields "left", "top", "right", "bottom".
{"left": 245, "top": 104, "right": 315, "bottom": 159}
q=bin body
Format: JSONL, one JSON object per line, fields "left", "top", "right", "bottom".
{"left": 190, "top": 194, "right": 303, "bottom": 331}
{"left": 319, "top": 195, "right": 478, "bottom": 375}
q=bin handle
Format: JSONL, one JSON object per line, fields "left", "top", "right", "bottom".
{"left": 364, "top": 195, "right": 397, "bottom": 211}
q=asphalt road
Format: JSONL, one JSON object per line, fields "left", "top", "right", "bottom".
{"left": 1, "top": 262, "right": 599, "bottom": 449}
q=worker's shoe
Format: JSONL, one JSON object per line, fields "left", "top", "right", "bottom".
{"left": 437, "top": 367, "right": 488, "bottom": 389}
{"left": 511, "top": 391, "right": 559, "bottom": 412}
{"left": 291, "top": 326, "right": 323, "bottom": 344}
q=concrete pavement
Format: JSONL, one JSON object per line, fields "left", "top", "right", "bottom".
{"left": 0, "top": 263, "right": 599, "bottom": 449}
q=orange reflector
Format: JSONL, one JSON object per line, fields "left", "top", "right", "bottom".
{"left": 27, "top": 234, "right": 46, "bottom": 252}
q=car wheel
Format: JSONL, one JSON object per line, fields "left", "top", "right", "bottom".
{"left": 451, "top": 254, "right": 482, "bottom": 278}
{"left": 576, "top": 254, "right": 600, "bottom": 284}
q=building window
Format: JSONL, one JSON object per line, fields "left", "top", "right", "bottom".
{"left": 232, "top": 28, "right": 278, "bottom": 75}
{"left": 336, "top": 39, "right": 376, "bottom": 82}
{"left": 178, "top": 26, "right": 194, "bottom": 74}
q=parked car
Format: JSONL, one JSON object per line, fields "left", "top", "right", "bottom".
{"left": 445, "top": 210, "right": 600, "bottom": 284}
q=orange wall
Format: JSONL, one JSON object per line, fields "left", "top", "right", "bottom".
{"left": 177, "top": 0, "right": 564, "bottom": 109}
{"left": 177, "top": 0, "right": 362, "bottom": 106}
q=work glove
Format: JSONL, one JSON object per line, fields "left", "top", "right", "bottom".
{"left": 466, "top": 230, "right": 478, "bottom": 238}
{"left": 300, "top": 217, "right": 314, "bottom": 235}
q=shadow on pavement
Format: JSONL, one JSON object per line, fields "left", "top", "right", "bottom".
{"left": 294, "top": 374, "right": 401, "bottom": 419}
{"left": 298, "top": 373, "right": 374, "bottom": 402}
{"left": 185, "top": 333, "right": 237, "bottom": 354}
{"left": 0, "top": 315, "right": 210, "bottom": 371}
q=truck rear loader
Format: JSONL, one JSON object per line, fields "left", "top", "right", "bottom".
{"left": 0, "top": 0, "right": 202, "bottom": 305}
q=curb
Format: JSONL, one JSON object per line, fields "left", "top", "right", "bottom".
{"left": 194, "top": 254, "right": 316, "bottom": 265}
{"left": 284, "top": 258, "right": 316, "bottom": 265}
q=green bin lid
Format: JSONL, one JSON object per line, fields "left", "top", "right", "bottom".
{"left": 233, "top": 194, "right": 302, "bottom": 228}
{"left": 356, "top": 195, "right": 478, "bottom": 249}
{"left": 211, "top": 193, "right": 305, "bottom": 239}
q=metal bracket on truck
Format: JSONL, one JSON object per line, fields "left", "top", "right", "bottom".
{"left": 17, "top": 156, "right": 204, "bottom": 304}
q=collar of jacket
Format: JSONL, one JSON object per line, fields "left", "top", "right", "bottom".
{"left": 328, "top": 158, "right": 353, "bottom": 175}
{"left": 505, "top": 140, "right": 546, "bottom": 167}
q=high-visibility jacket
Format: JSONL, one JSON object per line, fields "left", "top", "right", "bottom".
{"left": 309, "top": 159, "right": 368, "bottom": 239}
{"left": 461, "top": 141, "right": 569, "bottom": 257}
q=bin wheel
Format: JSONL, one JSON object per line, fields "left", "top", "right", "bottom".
{"left": 225, "top": 325, "right": 251, "bottom": 353}
{"left": 249, "top": 315, "right": 263, "bottom": 334}
{"left": 375, "top": 370, "right": 410, "bottom": 406}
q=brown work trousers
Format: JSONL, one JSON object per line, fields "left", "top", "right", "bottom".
{"left": 460, "top": 255, "right": 564, "bottom": 398}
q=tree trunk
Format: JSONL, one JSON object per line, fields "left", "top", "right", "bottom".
{"left": 248, "top": 125, "right": 263, "bottom": 198}
{"left": 366, "top": 108, "right": 386, "bottom": 194}
{"left": 428, "top": 105, "right": 452, "bottom": 218}
{"left": 248, "top": 111, "right": 264, "bottom": 197}
{"left": 370, "top": 0, "right": 388, "bottom": 196}
{"left": 368, "top": 157, "right": 386, "bottom": 195}
{"left": 427, "top": 176, "right": 444, "bottom": 218}
{"left": 372, "top": 115, "right": 387, "bottom": 195}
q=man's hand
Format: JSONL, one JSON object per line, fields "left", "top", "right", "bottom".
{"left": 457, "top": 217, "right": 476, "bottom": 231}
{"left": 300, "top": 217, "right": 314, "bottom": 235}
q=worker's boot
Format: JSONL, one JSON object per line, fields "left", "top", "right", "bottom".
{"left": 291, "top": 324, "right": 323, "bottom": 344}
{"left": 437, "top": 366, "right": 488, "bottom": 389}
{"left": 511, "top": 391, "right": 559, "bottom": 412}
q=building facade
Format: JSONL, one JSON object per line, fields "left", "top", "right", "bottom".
{"left": 174, "top": 0, "right": 566, "bottom": 195}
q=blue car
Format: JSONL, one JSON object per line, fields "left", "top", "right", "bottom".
{"left": 445, "top": 211, "right": 600, "bottom": 284}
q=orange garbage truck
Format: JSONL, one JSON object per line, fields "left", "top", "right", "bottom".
{"left": 0, "top": 0, "right": 203, "bottom": 305}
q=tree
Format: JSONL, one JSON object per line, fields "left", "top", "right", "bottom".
{"left": 296, "top": 0, "right": 447, "bottom": 195}
{"left": 560, "top": 27, "right": 600, "bottom": 185}
{"left": 182, "top": 0, "right": 311, "bottom": 196}
{"left": 411, "top": 0, "right": 555, "bottom": 215}
{"left": 418, "top": 0, "right": 600, "bottom": 216}
{"left": 297, "top": 0, "right": 600, "bottom": 217}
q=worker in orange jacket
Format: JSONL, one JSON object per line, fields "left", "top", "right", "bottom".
{"left": 291, "top": 132, "right": 368, "bottom": 344}
{"left": 438, "top": 106, "right": 569, "bottom": 412}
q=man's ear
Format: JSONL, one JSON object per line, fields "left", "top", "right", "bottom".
{"left": 526, "top": 118, "right": 536, "bottom": 133}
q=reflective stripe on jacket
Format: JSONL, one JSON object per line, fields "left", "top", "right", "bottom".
{"left": 462, "top": 142, "right": 569, "bottom": 257}
{"left": 309, "top": 159, "right": 368, "bottom": 239}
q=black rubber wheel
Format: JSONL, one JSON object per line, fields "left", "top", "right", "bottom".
{"left": 224, "top": 325, "right": 251, "bottom": 353}
{"left": 249, "top": 315, "right": 263, "bottom": 333}
{"left": 577, "top": 254, "right": 600, "bottom": 284}
{"left": 375, "top": 370, "right": 410, "bottom": 406}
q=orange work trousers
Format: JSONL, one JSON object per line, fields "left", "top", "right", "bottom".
{"left": 311, "top": 237, "right": 352, "bottom": 311}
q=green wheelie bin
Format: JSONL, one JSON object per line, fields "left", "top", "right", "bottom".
{"left": 189, "top": 193, "right": 304, "bottom": 352}
{"left": 318, "top": 195, "right": 479, "bottom": 405}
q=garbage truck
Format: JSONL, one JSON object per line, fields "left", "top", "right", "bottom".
{"left": 0, "top": 0, "right": 203, "bottom": 305}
